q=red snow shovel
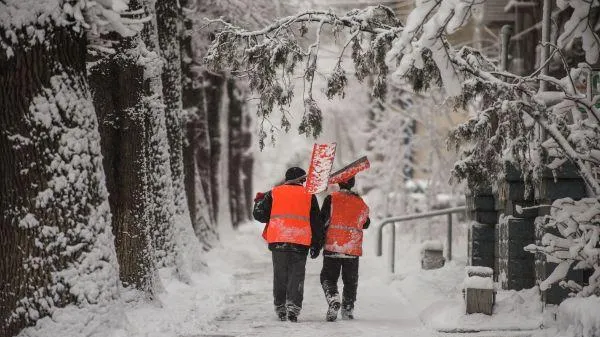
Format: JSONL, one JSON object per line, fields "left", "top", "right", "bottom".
{"left": 328, "top": 156, "right": 370, "bottom": 184}
{"left": 304, "top": 143, "right": 337, "bottom": 194}
{"left": 258, "top": 143, "right": 337, "bottom": 239}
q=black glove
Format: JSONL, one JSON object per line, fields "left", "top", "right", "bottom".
{"left": 310, "top": 247, "right": 320, "bottom": 259}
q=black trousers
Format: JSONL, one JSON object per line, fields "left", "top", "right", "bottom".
{"left": 272, "top": 250, "right": 307, "bottom": 315}
{"left": 320, "top": 256, "right": 359, "bottom": 308}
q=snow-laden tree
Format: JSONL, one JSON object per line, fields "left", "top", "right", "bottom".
{"left": 363, "top": 80, "right": 463, "bottom": 217}
{"left": 181, "top": 0, "right": 290, "bottom": 236}
{"left": 89, "top": 0, "right": 210, "bottom": 288}
{"left": 88, "top": 0, "right": 182, "bottom": 292}
{"left": 0, "top": 0, "right": 136, "bottom": 334}
{"left": 204, "top": 0, "right": 600, "bottom": 295}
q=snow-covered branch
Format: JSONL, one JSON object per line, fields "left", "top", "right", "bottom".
{"left": 204, "top": 0, "right": 600, "bottom": 196}
{"left": 525, "top": 198, "right": 600, "bottom": 297}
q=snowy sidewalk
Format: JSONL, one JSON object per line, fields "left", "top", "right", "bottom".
{"left": 124, "top": 223, "right": 541, "bottom": 337}
{"left": 195, "top": 224, "right": 432, "bottom": 337}
{"left": 182, "top": 224, "right": 538, "bottom": 337}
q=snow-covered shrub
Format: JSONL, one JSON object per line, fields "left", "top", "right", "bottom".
{"left": 525, "top": 198, "right": 600, "bottom": 297}
{"left": 557, "top": 295, "right": 600, "bottom": 337}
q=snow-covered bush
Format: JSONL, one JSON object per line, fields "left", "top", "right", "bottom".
{"left": 525, "top": 198, "right": 600, "bottom": 297}
{"left": 557, "top": 295, "right": 600, "bottom": 337}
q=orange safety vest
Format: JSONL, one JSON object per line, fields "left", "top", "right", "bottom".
{"left": 324, "top": 191, "right": 369, "bottom": 256}
{"left": 265, "top": 185, "right": 312, "bottom": 246}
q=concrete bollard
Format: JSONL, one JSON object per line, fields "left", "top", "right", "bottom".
{"left": 421, "top": 240, "right": 445, "bottom": 270}
{"left": 464, "top": 266, "right": 495, "bottom": 315}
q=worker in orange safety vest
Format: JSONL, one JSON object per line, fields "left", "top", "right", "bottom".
{"left": 253, "top": 167, "right": 323, "bottom": 322}
{"left": 319, "top": 176, "right": 370, "bottom": 322}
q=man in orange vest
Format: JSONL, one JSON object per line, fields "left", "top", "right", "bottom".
{"left": 253, "top": 167, "right": 323, "bottom": 322}
{"left": 319, "top": 176, "right": 370, "bottom": 321}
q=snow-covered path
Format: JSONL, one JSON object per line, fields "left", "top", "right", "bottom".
{"left": 184, "top": 224, "right": 536, "bottom": 337}
{"left": 197, "top": 225, "right": 432, "bottom": 337}
{"left": 124, "top": 222, "right": 539, "bottom": 337}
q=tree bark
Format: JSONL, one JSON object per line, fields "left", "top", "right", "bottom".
{"left": 227, "top": 79, "right": 245, "bottom": 227}
{"left": 0, "top": 26, "right": 119, "bottom": 335}
{"left": 133, "top": 0, "right": 180, "bottom": 269}
{"left": 88, "top": 37, "right": 157, "bottom": 294}
{"left": 205, "top": 73, "right": 226, "bottom": 221}
{"left": 180, "top": 0, "right": 218, "bottom": 248}
{"left": 241, "top": 108, "right": 254, "bottom": 220}
{"left": 155, "top": 0, "right": 190, "bottom": 220}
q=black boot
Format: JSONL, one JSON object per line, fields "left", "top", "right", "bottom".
{"left": 341, "top": 304, "right": 354, "bottom": 320}
{"left": 287, "top": 312, "right": 298, "bottom": 322}
{"left": 326, "top": 299, "right": 341, "bottom": 322}
{"left": 275, "top": 305, "right": 286, "bottom": 321}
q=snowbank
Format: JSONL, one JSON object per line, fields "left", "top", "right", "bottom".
{"left": 17, "top": 303, "right": 126, "bottom": 337}
{"left": 557, "top": 296, "right": 600, "bottom": 337}
{"left": 17, "top": 222, "right": 256, "bottom": 337}
{"left": 421, "top": 287, "right": 542, "bottom": 332}
{"left": 389, "top": 238, "right": 542, "bottom": 333}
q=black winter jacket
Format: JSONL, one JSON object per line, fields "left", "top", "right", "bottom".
{"left": 253, "top": 183, "right": 324, "bottom": 254}
{"left": 320, "top": 189, "right": 370, "bottom": 258}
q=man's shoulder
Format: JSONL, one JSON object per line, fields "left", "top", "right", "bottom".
{"left": 334, "top": 189, "right": 362, "bottom": 198}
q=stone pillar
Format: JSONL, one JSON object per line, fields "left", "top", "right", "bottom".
{"left": 496, "top": 163, "right": 536, "bottom": 290}
{"left": 466, "top": 188, "right": 497, "bottom": 278}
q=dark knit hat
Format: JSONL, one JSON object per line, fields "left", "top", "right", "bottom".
{"left": 339, "top": 176, "right": 355, "bottom": 189}
{"left": 285, "top": 167, "right": 306, "bottom": 181}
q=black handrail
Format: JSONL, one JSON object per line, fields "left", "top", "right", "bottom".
{"left": 376, "top": 206, "right": 466, "bottom": 273}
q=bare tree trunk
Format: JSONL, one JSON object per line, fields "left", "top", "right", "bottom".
{"left": 0, "top": 26, "right": 119, "bottom": 335}
{"left": 205, "top": 73, "right": 225, "bottom": 221}
{"left": 183, "top": 109, "right": 217, "bottom": 248}
{"left": 241, "top": 108, "right": 254, "bottom": 220}
{"left": 89, "top": 38, "right": 157, "bottom": 294}
{"left": 180, "top": 0, "right": 218, "bottom": 248}
{"left": 155, "top": 0, "right": 189, "bottom": 219}
{"left": 227, "top": 79, "right": 247, "bottom": 227}
{"left": 134, "top": 0, "right": 180, "bottom": 270}
{"left": 182, "top": 80, "right": 219, "bottom": 246}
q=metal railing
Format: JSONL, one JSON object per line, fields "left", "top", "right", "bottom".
{"left": 376, "top": 206, "right": 466, "bottom": 273}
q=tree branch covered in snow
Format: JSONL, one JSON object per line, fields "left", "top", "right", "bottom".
{"left": 204, "top": 0, "right": 600, "bottom": 195}
{"left": 525, "top": 198, "right": 600, "bottom": 297}
{"left": 0, "top": 0, "right": 149, "bottom": 59}
{"left": 205, "top": 0, "right": 600, "bottom": 298}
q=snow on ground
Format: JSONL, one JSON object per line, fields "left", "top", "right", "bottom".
{"left": 185, "top": 223, "right": 432, "bottom": 337}
{"left": 382, "top": 232, "right": 542, "bottom": 334}
{"left": 111, "top": 221, "right": 549, "bottom": 337}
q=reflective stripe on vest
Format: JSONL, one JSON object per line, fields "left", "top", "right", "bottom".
{"left": 270, "top": 214, "right": 310, "bottom": 222}
{"left": 324, "top": 191, "right": 369, "bottom": 256}
{"left": 266, "top": 185, "right": 312, "bottom": 246}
